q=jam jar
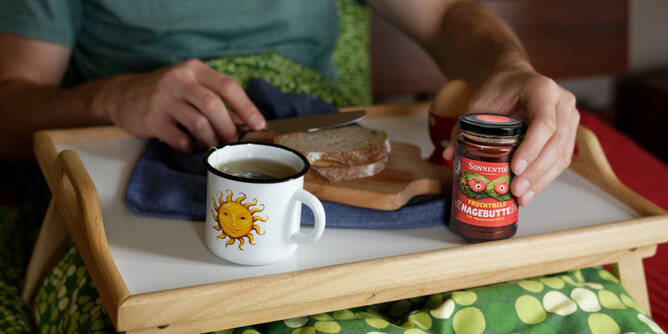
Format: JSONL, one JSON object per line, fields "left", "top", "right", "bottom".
{"left": 449, "top": 113, "right": 526, "bottom": 242}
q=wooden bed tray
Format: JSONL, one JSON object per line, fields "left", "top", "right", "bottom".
{"left": 24, "top": 103, "right": 668, "bottom": 333}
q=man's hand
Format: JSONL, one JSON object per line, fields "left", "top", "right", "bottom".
{"left": 443, "top": 68, "right": 580, "bottom": 206}
{"left": 95, "top": 59, "right": 265, "bottom": 154}
{"left": 366, "top": 0, "right": 580, "bottom": 205}
{"left": 0, "top": 32, "right": 266, "bottom": 160}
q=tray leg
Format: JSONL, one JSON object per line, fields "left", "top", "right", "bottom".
{"left": 21, "top": 199, "right": 69, "bottom": 313}
{"left": 610, "top": 257, "right": 651, "bottom": 316}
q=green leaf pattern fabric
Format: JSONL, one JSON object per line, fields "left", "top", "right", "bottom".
{"left": 213, "top": 268, "right": 664, "bottom": 334}
{"left": 34, "top": 247, "right": 115, "bottom": 334}
{"left": 0, "top": 163, "right": 50, "bottom": 333}
{"left": 205, "top": 0, "right": 371, "bottom": 108}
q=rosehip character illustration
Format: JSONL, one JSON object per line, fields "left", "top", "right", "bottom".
{"left": 494, "top": 179, "right": 509, "bottom": 195}
{"left": 468, "top": 178, "right": 487, "bottom": 193}
{"left": 457, "top": 172, "right": 490, "bottom": 199}
{"left": 485, "top": 175, "right": 513, "bottom": 201}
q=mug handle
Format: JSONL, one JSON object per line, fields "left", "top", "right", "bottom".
{"left": 289, "top": 189, "right": 326, "bottom": 244}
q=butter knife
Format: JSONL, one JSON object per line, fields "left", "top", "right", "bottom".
{"left": 239, "top": 110, "right": 367, "bottom": 136}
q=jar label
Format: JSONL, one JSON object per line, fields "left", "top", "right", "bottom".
{"left": 452, "top": 155, "right": 518, "bottom": 227}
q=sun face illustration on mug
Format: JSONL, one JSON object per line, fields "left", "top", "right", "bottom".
{"left": 211, "top": 190, "right": 268, "bottom": 250}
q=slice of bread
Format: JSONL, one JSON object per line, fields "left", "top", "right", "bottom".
{"left": 274, "top": 125, "right": 391, "bottom": 166}
{"left": 307, "top": 155, "right": 389, "bottom": 182}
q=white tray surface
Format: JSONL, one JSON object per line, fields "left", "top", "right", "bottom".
{"left": 56, "top": 113, "right": 639, "bottom": 295}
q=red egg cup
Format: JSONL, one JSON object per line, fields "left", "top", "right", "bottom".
{"left": 427, "top": 108, "right": 458, "bottom": 166}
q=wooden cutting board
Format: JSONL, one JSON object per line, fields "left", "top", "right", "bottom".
{"left": 241, "top": 131, "right": 452, "bottom": 210}
{"left": 304, "top": 141, "right": 452, "bottom": 210}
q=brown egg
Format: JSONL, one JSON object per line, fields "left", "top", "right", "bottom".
{"left": 431, "top": 80, "right": 473, "bottom": 118}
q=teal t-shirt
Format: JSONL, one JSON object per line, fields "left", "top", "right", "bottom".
{"left": 0, "top": 0, "right": 338, "bottom": 81}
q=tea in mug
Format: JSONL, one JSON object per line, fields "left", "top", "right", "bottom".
{"left": 218, "top": 158, "right": 299, "bottom": 180}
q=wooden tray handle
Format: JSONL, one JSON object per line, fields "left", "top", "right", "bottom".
{"left": 52, "top": 150, "right": 95, "bottom": 228}
{"left": 572, "top": 125, "right": 665, "bottom": 216}
{"left": 51, "top": 150, "right": 129, "bottom": 324}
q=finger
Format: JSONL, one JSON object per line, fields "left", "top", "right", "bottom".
{"left": 179, "top": 82, "right": 238, "bottom": 143}
{"left": 515, "top": 159, "right": 560, "bottom": 206}
{"left": 511, "top": 94, "right": 558, "bottom": 176}
{"left": 196, "top": 66, "right": 265, "bottom": 130}
{"left": 229, "top": 112, "right": 243, "bottom": 125}
{"left": 513, "top": 107, "right": 575, "bottom": 201}
{"left": 165, "top": 97, "right": 221, "bottom": 148}
{"left": 512, "top": 104, "right": 579, "bottom": 205}
{"left": 442, "top": 125, "right": 460, "bottom": 161}
{"left": 516, "top": 125, "right": 576, "bottom": 207}
{"left": 152, "top": 119, "right": 196, "bottom": 155}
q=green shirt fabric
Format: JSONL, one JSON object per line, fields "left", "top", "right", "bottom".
{"left": 0, "top": 0, "right": 338, "bottom": 81}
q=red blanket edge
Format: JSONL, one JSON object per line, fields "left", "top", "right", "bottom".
{"left": 579, "top": 110, "right": 668, "bottom": 329}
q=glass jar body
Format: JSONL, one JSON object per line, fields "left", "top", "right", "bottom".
{"left": 449, "top": 132, "right": 520, "bottom": 242}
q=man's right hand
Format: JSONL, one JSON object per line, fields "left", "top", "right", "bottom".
{"left": 95, "top": 59, "right": 265, "bottom": 154}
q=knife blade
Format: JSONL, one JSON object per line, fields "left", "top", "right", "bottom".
{"left": 267, "top": 109, "right": 366, "bottom": 133}
{"left": 242, "top": 109, "right": 366, "bottom": 135}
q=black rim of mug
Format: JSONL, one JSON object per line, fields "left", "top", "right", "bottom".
{"left": 203, "top": 141, "right": 310, "bottom": 184}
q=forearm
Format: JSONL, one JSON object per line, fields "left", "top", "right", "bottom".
{"left": 368, "top": 0, "right": 534, "bottom": 89}
{"left": 0, "top": 78, "right": 110, "bottom": 161}
{"left": 430, "top": 1, "right": 534, "bottom": 89}
{"left": 0, "top": 58, "right": 267, "bottom": 161}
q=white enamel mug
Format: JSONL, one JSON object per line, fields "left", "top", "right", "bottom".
{"left": 203, "top": 142, "right": 326, "bottom": 265}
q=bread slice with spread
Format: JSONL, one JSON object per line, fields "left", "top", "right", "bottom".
{"left": 274, "top": 125, "right": 391, "bottom": 181}
{"left": 308, "top": 155, "right": 389, "bottom": 182}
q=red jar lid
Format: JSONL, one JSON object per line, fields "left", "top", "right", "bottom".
{"left": 459, "top": 113, "right": 526, "bottom": 137}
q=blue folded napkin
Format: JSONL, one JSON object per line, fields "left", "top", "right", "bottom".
{"left": 125, "top": 78, "right": 448, "bottom": 228}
